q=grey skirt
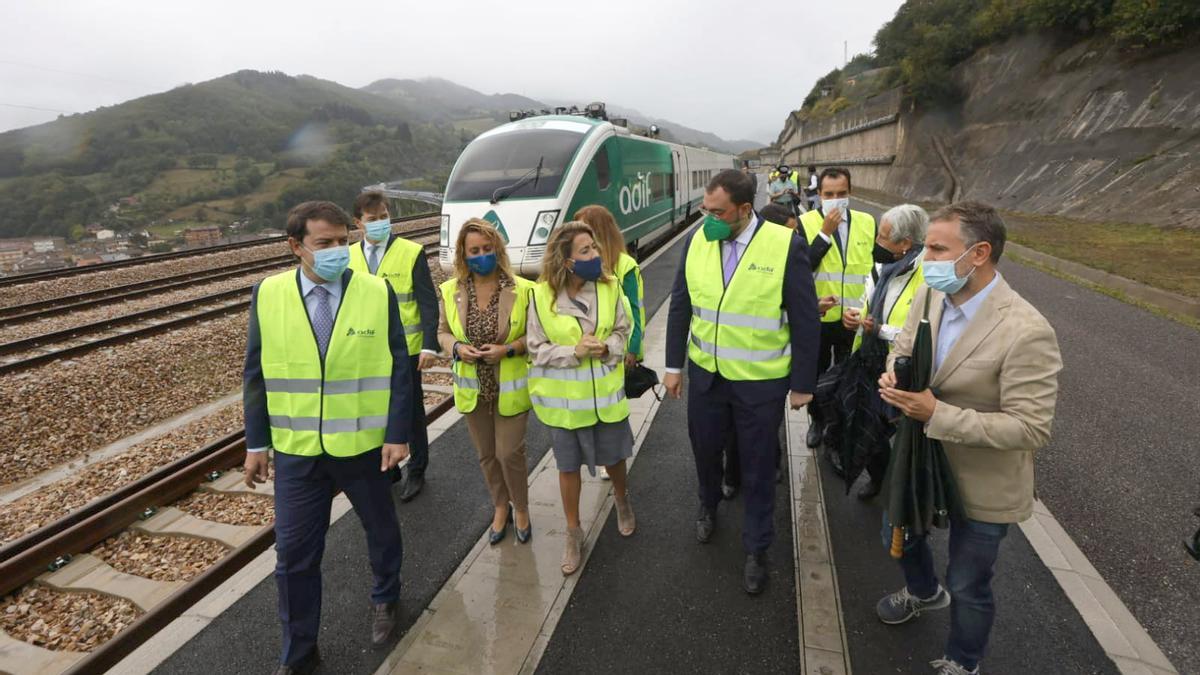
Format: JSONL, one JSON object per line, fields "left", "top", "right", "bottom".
{"left": 550, "top": 419, "right": 634, "bottom": 476}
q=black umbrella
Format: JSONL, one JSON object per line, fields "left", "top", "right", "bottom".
{"left": 885, "top": 295, "right": 966, "bottom": 558}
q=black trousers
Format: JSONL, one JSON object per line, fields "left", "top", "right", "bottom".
{"left": 688, "top": 372, "right": 785, "bottom": 553}
{"left": 274, "top": 449, "right": 402, "bottom": 665}
{"left": 390, "top": 354, "right": 429, "bottom": 482}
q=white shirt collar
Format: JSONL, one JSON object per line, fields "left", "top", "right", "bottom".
{"left": 299, "top": 268, "right": 343, "bottom": 298}
{"left": 730, "top": 214, "right": 759, "bottom": 249}
{"left": 944, "top": 271, "right": 1000, "bottom": 321}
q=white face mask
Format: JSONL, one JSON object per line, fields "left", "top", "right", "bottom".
{"left": 824, "top": 197, "right": 850, "bottom": 219}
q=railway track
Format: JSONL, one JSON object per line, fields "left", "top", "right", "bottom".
{"left": 0, "top": 222, "right": 441, "bottom": 376}
{"left": 0, "top": 396, "right": 455, "bottom": 674}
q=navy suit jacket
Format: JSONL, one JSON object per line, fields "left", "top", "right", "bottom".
{"left": 368, "top": 233, "right": 440, "bottom": 354}
{"left": 243, "top": 268, "right": 413, "bottom": 451}
{"left": 666, "top": 217, "right": 821, "bottom": 403}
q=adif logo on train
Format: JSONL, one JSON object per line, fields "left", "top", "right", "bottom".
{"left": 618, "top": 173, "right": 653, "bottom": 215}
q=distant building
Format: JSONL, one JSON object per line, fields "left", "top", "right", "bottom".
{"left": 184, "top": 225, "right": 223, "bottom": 247}
{"left": 75, "top": 254, "right": 104, "bottom": 267}
{"left": 31, "top": 237, "right": 65, "bottom": 253}
{"left": 95, "top": 229, "right": 115, "bottom": 240}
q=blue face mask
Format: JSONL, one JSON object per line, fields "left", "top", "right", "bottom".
{"left": 570, "top": 256, "right": 603, "bottom": 282}
{"left": 922, "top": 245, "right": 978, "bottom": 294}
{"left": 466, "top": 252, "right": 497, "bottom": 276}
{"left": 364, "top": 218, "right": 391, "bottom": 242}
{"left": 303, "top": 244, "right": 350, "bottom": 282}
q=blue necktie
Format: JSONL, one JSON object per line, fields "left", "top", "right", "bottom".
{"left": 368, "top": 245, "right": 380, "bottom": 275}
{"left": 311, "top": 286, "right": 333, "bottom": 358}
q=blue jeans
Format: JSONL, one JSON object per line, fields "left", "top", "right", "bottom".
{"left": 881, "top": 513, "right": 1009, "bottom": 670}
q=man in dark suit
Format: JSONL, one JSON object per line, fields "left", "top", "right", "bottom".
{"left": 348, "top": 191, "right": 441, "bottom": 501}
{"left": 243, "top": 201, "right": 411, "bottom": 674}
{"left": 663, "top": 169, "right": 820, "bottom": 594}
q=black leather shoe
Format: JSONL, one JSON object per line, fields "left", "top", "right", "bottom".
{"left": 398, "top": 470, "right": 424, "bottom": 502}
{"left": 273, "top": 647, "right": 320, "bottom": 675}
{"left": 371, "top": 602, "right": 397, "bottom": 646}
{"left": 744, "top": 553, "right": 768, "bottom": 595}
{"left": 721, "top": 481, "right": 739, "bottom": 500}
{"left": 857, "top": 479, "right": 883, "bottom": 501}
{"left": 806, "top": 424, "right": 823, "bottom": 448}
{"left": 696, "top": 506, "right": 716, "bottom": 543}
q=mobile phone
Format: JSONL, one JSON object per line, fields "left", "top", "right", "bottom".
{"left": 893, "top": 356, "right": 913, "bottom": 392}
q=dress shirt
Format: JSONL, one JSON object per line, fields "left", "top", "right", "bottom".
{"left": 666, "top": 215, "right": 760, "bottom": 375}
{"left": 364, "top": 238, "right": 386, "bottom": 272}
{"left": 247, "top": 271, "right": 342, "bottom": 453}
{"left": 813, "top": 208, "right": 849, "bottom": 247}
{"left": 935, "top": 272, "right": 1000, "bottom": 372}
{"left": 299, "top": 270, "right": 343, "bottom": 322}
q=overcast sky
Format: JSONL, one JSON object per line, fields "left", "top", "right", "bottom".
{"left": 1, "top": 0, "right": 904, "bottom": 144}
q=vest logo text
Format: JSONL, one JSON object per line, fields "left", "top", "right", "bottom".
{"left": 746, "top": 262, "right": 776, "bottom": 275}
{"left": 345, "top": 327, "right": 377, "bottom": 338}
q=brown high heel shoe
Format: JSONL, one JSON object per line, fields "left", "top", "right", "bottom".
{"left": 615, "top": 493, "right": 636, "bottom": 537}
{"left": 561, "top": 526, "right": 584, "bottom": 576}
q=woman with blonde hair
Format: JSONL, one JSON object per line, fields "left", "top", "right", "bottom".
{"left": 574, "top": 205, "right": 645, "bottom": 367}
{"left": 437, "top": 218, "right": 535, "bottom": 544}
{"left": 526, "top": 220, "right": 636, "bottom": 575}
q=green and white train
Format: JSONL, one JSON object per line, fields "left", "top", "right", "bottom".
{"left": 438, "top": 111, "right": 738, "bottom": 275}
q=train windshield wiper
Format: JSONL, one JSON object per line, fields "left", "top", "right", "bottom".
{"left": 491, "top": 156, "right": 544, "bottom": 204}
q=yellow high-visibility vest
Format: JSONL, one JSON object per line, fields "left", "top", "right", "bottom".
{"left": 528, "top": 280, "right": 630, "bottom": 429}
{"left": 440, "top": 275, "right": 534, "bottom": 415}
{"left": 349, "top": 236, "right": 425, "bottom": 355}
{"left": 614, "top": 252, "right": 645, "bottom": 360}
{"left": 799, "top": 208, "right": 877, "bottom": 323}
{"left": 257, "top": 270, "right": 393, "bottom": 457}
{"left": 853, "top": 263, "right": 925, "bottom": 352}
{"left": 685, "top": 221, "right": 792, "bottom": 381}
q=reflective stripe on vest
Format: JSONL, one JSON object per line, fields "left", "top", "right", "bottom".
{"left": 852, "top": 262, "right": 924, "bottom": 353}
{"left": 799, "top": 209, "right": 877, "bottom": 323}
{"left": 528, "top": 280, "right": 630, "bottom": 429}
{"left": 685, "top": 221, "right": 792, "bottom": 381}
{"left": 349, "top": 236, "right": 426, "bottom": 355}
{"left": 439, "top": 275, "right": 534, "bottom": 415}
{"left": 257, "top": 269, "right": 393, "bottom": 457}
{"left": 615, "top": 252, "right": 645, "bottom": 359}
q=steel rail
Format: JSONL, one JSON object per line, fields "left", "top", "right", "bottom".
{"left": 0, "top": 212, "right": 438, "bottom": 288}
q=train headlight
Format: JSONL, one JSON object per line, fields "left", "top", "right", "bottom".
{"left": 529, "top": 210, "right": 559, "bottom": 245}
{"left": 439, "top": 214, "right": 450, "bottom": 247}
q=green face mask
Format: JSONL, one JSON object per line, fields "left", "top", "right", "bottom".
{"left": 702, "top": 214, "right": 733, "bottom": 242}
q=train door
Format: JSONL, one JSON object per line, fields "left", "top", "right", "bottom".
{"left": 674, "top": 150, "right": 688, "bottom": 223}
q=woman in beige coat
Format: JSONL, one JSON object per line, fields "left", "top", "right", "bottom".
{"left": 438, "top": 219, "right": 535, "bottom": 544}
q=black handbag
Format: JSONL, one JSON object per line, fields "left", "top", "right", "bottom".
{"left": 624, "top": 362, "right": 662, "bottom": 400}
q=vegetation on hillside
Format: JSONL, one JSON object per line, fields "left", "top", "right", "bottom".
{"left": 798, "top": 0, "right": 1200, "bottom": 113}
{"left": 0, "top": 71, "right": 467, "bottom": 239}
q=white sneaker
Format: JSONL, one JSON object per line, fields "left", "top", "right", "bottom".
{"left": 930, "top": 657, "right": 978, "bottom": 675}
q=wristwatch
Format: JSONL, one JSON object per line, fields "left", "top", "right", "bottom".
{"left": 505, "top": 344, "right": 515, "bottom": 358}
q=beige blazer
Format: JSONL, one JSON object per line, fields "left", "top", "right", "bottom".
{"left": 888, "top": 275, "right": 1063, "bottom": 523}
{"left": 436, "top": 277, "right": 527, "bottom": 355}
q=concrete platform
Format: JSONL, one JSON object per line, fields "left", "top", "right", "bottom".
{"left": 113, "top": 196, "right": 1179, "bottom": 675}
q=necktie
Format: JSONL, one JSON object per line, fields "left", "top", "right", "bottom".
{"left": 723, "top": 241, "right": 740, "bottom": 286}
{"left": 311, "top": 286, "right": 333, "bottom": 358}
{"left": 368, "top": 245, "right": 380, "bottom": 275}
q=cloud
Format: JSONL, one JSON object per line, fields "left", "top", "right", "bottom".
{"left": 0, "top": 0, "right": 905, "bottom": 142}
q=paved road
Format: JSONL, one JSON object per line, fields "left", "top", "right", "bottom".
{"left": 855, "top": 197, "right": 1200, "bottom": 671}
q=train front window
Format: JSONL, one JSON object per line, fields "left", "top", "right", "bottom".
{"left": 445, "top": 129, "right": 582, "bottom": 202}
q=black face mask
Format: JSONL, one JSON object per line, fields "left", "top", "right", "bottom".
{"left": 873, "top": 242, "right": 900, "bottom": 265}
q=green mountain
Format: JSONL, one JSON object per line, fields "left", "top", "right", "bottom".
{"left": 362, "top": 77, "right": 542, "bottom": 120}
{"left": 0, "top": 70, "right": 466, "bottom": 239}
{"left": 0, "top": 71, "right": 756, "bottom": 240}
